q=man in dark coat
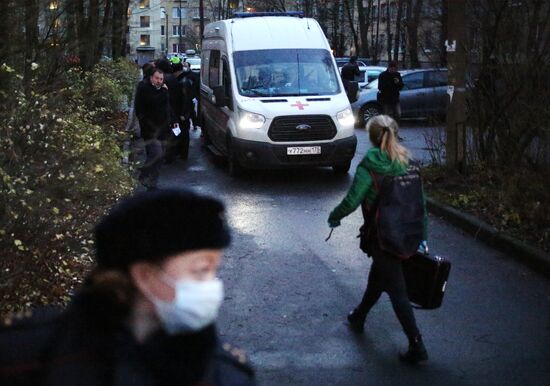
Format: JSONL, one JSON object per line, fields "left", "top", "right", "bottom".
{"left": 181, "top": 60, "right": 201, "bottom": 130}
{"left": 341, "top": 56, "right": 361, "bottom": 103}
{"left": 134, "top": 68, "right": 176, "bottom": 189}
{"left": 377, "top": 61, "right": 404, "bottom": 136}
{"left": 0, "top": 189, "right": 256, "bottom": 385}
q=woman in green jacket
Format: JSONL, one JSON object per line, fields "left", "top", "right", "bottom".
{"left": 328, "top": 115, "right": 428, "bottom": 364}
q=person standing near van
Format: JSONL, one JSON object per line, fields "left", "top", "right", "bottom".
{"left": 341, "top": 56, "right": 361, "bottom": 103}
{"left": 327, "top": 115, "right": 428, "bottom": 364}
{"left": 0, "top": 189, "right": 256, "bottom": 385}
{"left": 378, "top": 61, "right": 404, "bottom": 137}
{"left": 134, "top": 68, "right": 176, "bottom": 190}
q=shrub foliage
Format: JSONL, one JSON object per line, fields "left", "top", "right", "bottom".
{"left": 0, "top": 59, "right": 139, "bottom": 315}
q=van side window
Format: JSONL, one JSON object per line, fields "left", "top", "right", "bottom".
{"left": 201, "top": 50, "right": 209, "bottom": 86}
{"left": 222, "top": 58, "right": 233, "bottom": 110}
{"left": 209, "top": 50, "right": 220, "bottom": 88}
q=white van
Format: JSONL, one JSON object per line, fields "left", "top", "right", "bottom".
{"left": 200, "top": 12, "right": 357, "bottom": 176}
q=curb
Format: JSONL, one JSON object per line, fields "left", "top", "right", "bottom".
{"left": 426, "top": 197, "right": 550, "bottom": 279}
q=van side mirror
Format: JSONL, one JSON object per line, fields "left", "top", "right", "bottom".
{"left": 213, "top": 86, "right": 228, "bottom": 107}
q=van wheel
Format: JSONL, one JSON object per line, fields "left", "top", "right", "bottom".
{"left": 227, "top": 139, "right": 243, "bottom": 177}
{"left": 332, "top": 161, "right": 351, "bottom": 175}
{"left": 360, "top": 104, "right": 381, "bottom": 126}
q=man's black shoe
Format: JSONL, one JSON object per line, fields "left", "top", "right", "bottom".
{"left": 399, "top": 335, "right": 428, "bottom": 364}
{"left": 347, "top": 309, "right": 365, "bottom": 334}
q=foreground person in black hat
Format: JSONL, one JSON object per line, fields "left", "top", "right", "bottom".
{"left": 0, "top": 189, "right": 255, "bottom": 385}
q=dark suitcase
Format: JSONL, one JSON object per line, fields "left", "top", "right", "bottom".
{"left": 402, "top": 252, "right": 451, "bottom": 309}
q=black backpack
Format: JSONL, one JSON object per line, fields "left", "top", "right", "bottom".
{"left": 360, "top": 164, "right": 425, "bottom": 259}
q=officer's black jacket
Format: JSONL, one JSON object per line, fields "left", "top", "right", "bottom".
{"left": 0, "top": 293, "right": 255, "bottom": 386}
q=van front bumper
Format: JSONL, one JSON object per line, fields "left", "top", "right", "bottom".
{"left": 232, "top": 135, "right": 357, "bottom": 169}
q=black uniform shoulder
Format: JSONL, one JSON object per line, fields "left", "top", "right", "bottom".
{"left": 0, "top": 307, "right": 63, "bottom": 378}
{"left": 208, "top": 341, "right": 255, "bottom": 385}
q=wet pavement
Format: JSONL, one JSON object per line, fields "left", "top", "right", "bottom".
{"left": 146, "top": 123, "right": 549, "bottom": 386}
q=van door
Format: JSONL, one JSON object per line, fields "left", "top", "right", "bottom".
{"left": 203, "top": 50, "right": 228, "bottom": 150}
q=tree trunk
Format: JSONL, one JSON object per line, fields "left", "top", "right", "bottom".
{"left": 344, "top": 0, "right": 359, "bottom": 55}
{"left": 386, "top": 0, "right": 392, "bottom": 61}
{"left": 393, "top": 0, "right": 404, "bottom": 63}
{"left": 112, "top": 0, "right": 130, "bottom": 59}
{"left": 439, "top": 0, "right": 448, "bottom": 66}
{"left": 357, "top": 0, "right": 373, "bottom": 58}
{"left": 24, "top": 0, "right": 39, "bottom": 95}
{"left": 86, "top": 0, "right": 100, "bottom": 68}
{"left": 407, "top": 0, "right": 423, "bottom": 68}
{"left": 98, "top": 0, "right": 113, "bottom": 58}
{"left": 374, "top": 0, "right": 381, "bottom": 63}
{"left": 75, "top": 0, "right": 86, "bottom": 64}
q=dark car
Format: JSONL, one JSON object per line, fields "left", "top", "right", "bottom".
{"left": 351, "top": 68, "right": 448, "bottom": 126}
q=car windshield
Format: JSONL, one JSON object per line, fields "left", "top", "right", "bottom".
{"left": 186, "top": 58, "right": 201, "bottom": 65}
{"left": 234, "top": 49, "right": 341, "bottom": 97}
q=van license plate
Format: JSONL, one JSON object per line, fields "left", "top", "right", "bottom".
{"left": 287, "top": 146, "right": 321, "bottom": 155}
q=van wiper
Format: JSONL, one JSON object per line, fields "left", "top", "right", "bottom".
{"left": 241, "top": 87, "right": 268, "bottom": 96}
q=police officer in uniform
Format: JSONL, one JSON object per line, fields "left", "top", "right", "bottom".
{"left": 0, "top": 189, "right": 255, "bottom": 385}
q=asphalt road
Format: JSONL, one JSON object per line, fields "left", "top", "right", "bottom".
{"left": 145, "top": 123, "right": 549, "bottom": 386}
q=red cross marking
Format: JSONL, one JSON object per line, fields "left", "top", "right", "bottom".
{"left": 291, "top": 101, "right": 309, "bottom": 110}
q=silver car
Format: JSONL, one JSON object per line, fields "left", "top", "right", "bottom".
{"left": 351, "top": 68, "right": 448, "bottom": 126}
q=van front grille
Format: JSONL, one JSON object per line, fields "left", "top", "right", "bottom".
{"left": 268, "top": 115, "right": 337, "bottom": 142}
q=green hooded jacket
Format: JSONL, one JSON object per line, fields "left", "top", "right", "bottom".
{"left": 328, "top": 147, "right": 428, "bottom": 239}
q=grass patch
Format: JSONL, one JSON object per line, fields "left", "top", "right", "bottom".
{"left": 423, "top": 164, "right": 550, "bottom": 253}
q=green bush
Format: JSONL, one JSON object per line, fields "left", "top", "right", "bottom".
{"left": 0, "top": 60, "right": 139, "bottom": 314}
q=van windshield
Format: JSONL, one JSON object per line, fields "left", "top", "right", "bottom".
{"left": 233, "top": 49, "right": 341, "bottom": 97}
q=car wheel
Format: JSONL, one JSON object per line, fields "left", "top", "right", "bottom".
{"left": 332, "top": 161, "right": 351, "bottom": 175}
{"left": 360, "top": 104, "right": 381, "bottom": 126}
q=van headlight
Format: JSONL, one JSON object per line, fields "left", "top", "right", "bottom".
{"left": 239, "top": 110, "right": 266, "bottom": 130}
{"left": 336, "top": 107, "right": 355, "bottom": 127}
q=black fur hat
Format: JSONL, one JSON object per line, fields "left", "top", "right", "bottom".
{"left": 94, "top": 189, "right": 231, "bottom": 270}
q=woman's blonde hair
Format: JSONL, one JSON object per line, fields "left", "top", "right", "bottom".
{"left": 366, "top": 115, "right": 410, "bottom": 164}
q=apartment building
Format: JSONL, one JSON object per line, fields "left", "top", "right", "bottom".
{"left": 128, "top": 0, "right": 245, "bottom": 65}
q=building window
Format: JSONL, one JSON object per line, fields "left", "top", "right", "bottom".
{"left": 140, "top": 16, "right": 150, "bottom": 28}
{"left": 139, "top": 0, "right": 150, "bottom": 9}
{"left": 140, "top": 34, "right": 150, "bottom": 46}
{"left": 161, "top": 25, "right": 165, "bottom": 36}
{"left": 172, "top": 25, "right": 186, "bottom": 36}
{"left": 161, "top": 7, "right": 166, "bottom": 18}
{"left": 172, "top": 44, "right": 179, "bottom": 53}
{"left": 172, "top": 8, "right": 188, "bottom": 18}
{"left": 161, "top": 43, "right": 166, "bottom": 53}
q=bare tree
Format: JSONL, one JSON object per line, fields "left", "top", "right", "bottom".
{"left": 344, "top": 0, "right": 360, "bottom": 55}
{"left": 24, "top": 0, "right": 39, "bottom": 95}
{"left": 406, "top": 0, "right": 423, "bottom": 68}
{"left": 357, "top": 0, "right": 373, "bottom": 57}
{"left": 393, "top": 0, "right": 404, "bottom": 63}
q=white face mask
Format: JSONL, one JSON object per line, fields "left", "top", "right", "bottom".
{"left": 146, "top": 274, "right": 224, "bottom": 335}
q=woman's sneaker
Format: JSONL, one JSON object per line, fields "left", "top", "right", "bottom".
{"left": 346, "top": 309, "right": 365, "bottom": 334}
{"left": 399, "top": 334, "right": 428, "bottom": 364}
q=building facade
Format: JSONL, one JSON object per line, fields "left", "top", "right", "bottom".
{"left": 128, "top": 0, "right": 245, "bottom": 65}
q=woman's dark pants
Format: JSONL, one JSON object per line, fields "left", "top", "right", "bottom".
{"left": 355, "top": 246, "right": 420, "bottom": 341}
